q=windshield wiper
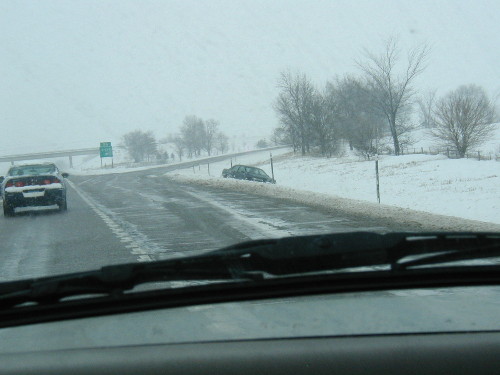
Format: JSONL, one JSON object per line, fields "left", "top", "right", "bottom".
{"left": 0, "top": 231, "right": 499, "bottom": 308}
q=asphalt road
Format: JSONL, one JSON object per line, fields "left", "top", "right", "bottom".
{"left": 0, "top": 167, "right": 412, "bottom": 281}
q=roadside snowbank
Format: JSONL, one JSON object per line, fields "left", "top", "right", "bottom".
{"left": 167, "top": 150, "right": 500, "bottom": 231}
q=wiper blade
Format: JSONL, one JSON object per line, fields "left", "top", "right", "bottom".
{"left": 0, "top": 231, "right": 499, "bottom": 308}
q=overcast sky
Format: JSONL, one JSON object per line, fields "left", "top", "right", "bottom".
{"left": 1, "top": 0, "right": 499, "bottom": 154}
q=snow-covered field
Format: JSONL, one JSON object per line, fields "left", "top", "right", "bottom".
{"left": 167, "top": 148, "right": 500, "bottom": 230}
{"left": 272, "top": 154, "right": 499, "bottom": 223}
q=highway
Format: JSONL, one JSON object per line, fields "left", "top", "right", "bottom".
{"left": 0, "top": 166, "right": 419, "bottom": 281}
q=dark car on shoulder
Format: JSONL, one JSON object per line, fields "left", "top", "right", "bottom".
{"left": 222, "top": 164, "right": 275, "bottom": 183}
{"left": 1, "top": 162, "right": 69, "bottom": 217}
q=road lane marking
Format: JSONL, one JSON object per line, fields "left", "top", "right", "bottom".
{"left": 66, "top": 180, "right": 154, "bottom": 262}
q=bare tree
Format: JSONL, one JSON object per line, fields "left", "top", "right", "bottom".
{"left": 166, "top": 133, "right": 185, "bottom": 161}
{"left": 180, "top": 115, "right": 205, "bottom": 157}
{"left": 274, "top": 70, "right": 316, "bottom": 155}
{"left": 122, "top": 130, "right": 157, "bottom": 162}
{"left": 270, "top": 127, "right": 291, "bottom": 146}
{"left": 328, "top": 76, "right": 386, "bottom": 158}
{"left": 417, "top": 89, "right": 437, "bottom": 128}
{"left": 172, "top": 136, "right": 184, "bottom": 161}
{"left": 310, "top": 89, "right": 338, "bottom": 156}
{"left": 214, "top": 132, "right": 229, "bottom": 154}
{"left": 431, "top": 84, "right": 496, "bottom": 157}
{"left": 357, "top": 37, "right": 429, "bottom": 155}
{"left": 204, "top": 119, "right": 219, "bottom": 156}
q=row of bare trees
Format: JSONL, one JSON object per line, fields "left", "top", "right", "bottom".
{"left": 274, "top": 38, "right": 497, "bottom": 158}
{"left": 121, "top": 116, "right": 230, "bottom": 163}
{"left": 167, "top": 115, "right": 229, "bottom": 161}
{"left": 274, "top": 38, "right": 428, "bottom": 157}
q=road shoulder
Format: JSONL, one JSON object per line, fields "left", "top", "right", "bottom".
{"left": 165, "top": 174, "right": 500, "bottom": 232}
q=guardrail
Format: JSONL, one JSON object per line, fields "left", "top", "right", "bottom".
{"left": 91, "top": 145, "right": 291, "bottom": 176}
{"left": 0, "top": 148, "right": 100, "bottom": 167}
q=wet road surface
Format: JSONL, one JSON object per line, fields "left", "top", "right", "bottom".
{"left": 0, "top": 167, "right": 411, "bottom": 280}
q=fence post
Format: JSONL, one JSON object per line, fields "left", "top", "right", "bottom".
{"left": 231, "top": 158, "right": 233, "bottom": 167}
{"left": 446, "top": 148, "right": 450, "bottom": 158}
{"left": 192, "top": 165, "right": 195, "bottom": 174}
{"left": 421, "top": 147, "right": 424, "bottom": 154}
{"left": 478, "top": 151, "right": 481, "bottom": 161}
{"left": 375, "top": 159, "right": 380, "bottom": 204}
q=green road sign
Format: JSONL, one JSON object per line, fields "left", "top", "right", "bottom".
{"left": 100, "top": 142, "right": 113, "bottom": 157}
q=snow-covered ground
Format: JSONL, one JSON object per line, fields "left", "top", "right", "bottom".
{"left": 273, "top": 153, "right": 499, "bottom": 224}
{"left": 167, "top": 148, "right": 500, "bottom": 230}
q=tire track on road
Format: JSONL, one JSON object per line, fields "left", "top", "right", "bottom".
{"left": 67, "top": 180, "right": 156, "bottom": 262}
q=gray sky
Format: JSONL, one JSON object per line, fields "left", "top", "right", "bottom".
{"left": 1, "top": 0, "right": 499, "bottom": 154}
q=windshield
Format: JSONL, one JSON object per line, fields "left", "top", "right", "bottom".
{"left": 0, "top": 0, "right": 499, "bottom": 342}
{"left": 7, "top": 164, "right": 56, "bottom": 176}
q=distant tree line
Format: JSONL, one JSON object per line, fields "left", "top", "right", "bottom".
{"left": 273, "top": 37, "right": 497, "bottom": 159}
{"left": 167, "top": 115, "right": 229, "bottom": 161}
{"left": 121, "top": 116, "right": 229, "bottom": 163}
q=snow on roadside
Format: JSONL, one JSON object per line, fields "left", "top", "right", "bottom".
{"left": 273, "top": 153, "right": 500, "bottom": 224}
{"left": 167, "top": 150, "right": 500, "bottom": 231}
